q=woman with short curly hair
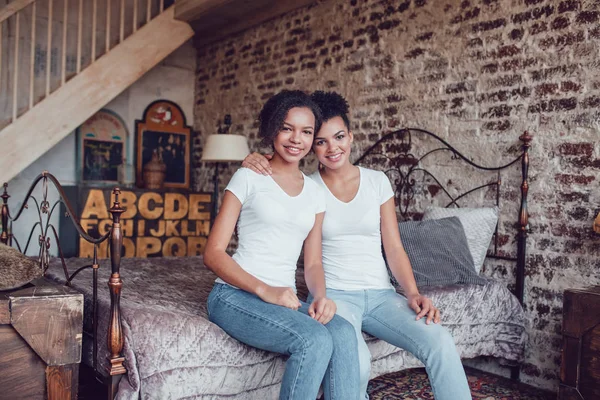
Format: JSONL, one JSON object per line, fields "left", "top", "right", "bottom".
{"left": 204, "top": 90, "right": 360, "bottom": 400}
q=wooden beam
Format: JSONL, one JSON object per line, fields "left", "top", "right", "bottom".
{"left": 0, "top": 7, "right": 194, "bottom": 184}
{"left": 174, "top": 0, "right": 237, "bottom": 23}
{"left": 177, "top": 0, "right": 316, "bottom": 47}
{"left": 0, "top": 0, "right": 35, "bottom": 24}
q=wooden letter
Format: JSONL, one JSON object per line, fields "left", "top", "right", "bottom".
{"left": 99, "top": 219, "right": 112, "bottom": 235}
{"left": 81, "top": 218, "right": 98, "bottom": 234}
{"left": 180, "top": 220, "right": 194, "bottom": 236}
{"left": 122, "top": 238, "right": 135, "bottom": 258}
{"left": 162, "top": 237, "right": 186, "bottom": 256}
{"left": 81, "top": 190, "right": 109, "bottom": 219}
{"left": 121, "top": 219, "right": 134, "bottom": 237}
{"left": 188, "top": 194, "right": 211, "bottom": 219}
{"left": 165, "top": 220, "right": 180, "bottom": 236}
{"left": 195, "top": 220, "right": 210, "bottom": 236}
{"left": 79, "top": 238, "right": 109, "bottom": 258}
{"left": 187, "top": 236, "right": 207, "bottom": 256}
{"left": 149, "top": 220, "right": 165, "bottom": 237}
{"left": 138, "top": 192, "right": 163, "bottom": 219}
{"left": 136, "top": 237, "right": 161, "bottom": 257}
{"left": 137, "top": 220, "right": 146, "bottom": 237}
{"left": 164, "top": 193, "right": 188, "bottom": 219}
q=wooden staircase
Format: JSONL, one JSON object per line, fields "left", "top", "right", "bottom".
{"left": 0, "top": 0, "right": 194, "bottom": 184}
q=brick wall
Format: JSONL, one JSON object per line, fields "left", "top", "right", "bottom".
{"left": 193, "top": 0, "right": 600, "bottom": 391}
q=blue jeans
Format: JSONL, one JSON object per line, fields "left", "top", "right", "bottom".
{"left": 208, "top": 283, "right": 360, "bottom": 400}
{"left": 310, "top": 288, "right": 472, "bottom": 400}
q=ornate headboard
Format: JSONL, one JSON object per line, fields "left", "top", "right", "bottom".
{"left": 353, "top": 128, "right": 532, "bottom": 305}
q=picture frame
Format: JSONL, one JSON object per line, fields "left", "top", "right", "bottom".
{"left": 76, "top": 109, "right": 128, "bottom": 185}
{"left": 135, "top": 100, "right": 191, "bottom": 189}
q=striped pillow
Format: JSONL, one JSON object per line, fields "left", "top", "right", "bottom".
{"left": 422, "top": 206, "right": 499, "bottom": 274}
{"left": 398, "top": 217, "right": 488, "bottom": 287}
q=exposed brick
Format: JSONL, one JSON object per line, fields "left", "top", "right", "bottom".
{"left": 472, "top": 17, "right": 505, "bottom": 32}
{"left": 530, "top": 22, "right": 548, "bottom": 35}
{"left": 558, "top": 143, "right": 594, "bottom": 157}
{"left": 398, "top": 1, "right": 411, "bottom": 13}
{"left": 406, "top": 48, "right": 425, "bottom": 58}
{"left": 560, "top": 81, "right": 581, "bottom": 92}
{"left": 483, "top": 120, "right": 511, "bottom": 130}
{"left": 554, "top": 173, "right": 596, "bottom": 185}
{"left": 345, "top": 63, "right": 364, "bottom": 72}
{"left": 489, "top": 74, "right": 522, "bottom": 88}
{"left": 379, "top": 20, "right": 401, "bottom": 30}
{"left": 492, "top": 44, "right": 521, "bottom": 58}
{"left": 535, "top": 83, "right": 559, "bottom": 96}
{"left": 576, "top": 11, "right": 599, "bottom": 24}
{"left": 416, "top": 32, "right": 434, "bottom": 41}
{"left": 445, "top": 82, "right": 474, "bottom": 94}
{"left": 530, "top": 65, "right": 578, "bottom": 81}
{"left": 582, "top": 95, "right": 600, "bottom": 108}
{"left": 482, "top": 104, "right": 513, "bottom": 118}
{"left": 510, "top": 28, "right": 524, "bottom": 40}
{"left": 481, "top": 63, "right": 499, "bottom": 74}
{"left": 512, "top": 5, "right": 554, "bottom": 24}
{"left": 551, "top": 16, "right": 570, "bottom": 30}
{"left": 558, "top": 192, "right": 590, "bottom": 202}
{"left": 528, "top": 97, "right": 577, "bottom": 113}
{"left": 467, "top": 38, "right": 483, "bottom": 47}
{"left": 558, "top": 0, "right": 580, "bottom": 13}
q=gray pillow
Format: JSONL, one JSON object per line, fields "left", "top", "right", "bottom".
{"left": 398, "top": 217, "right": 488, "bottom": 287}
{"left": 0, "top": 243, "right": 42, "bottom": 291}
{"left": 422, "top": 206, "right": 499, "bottom": 274}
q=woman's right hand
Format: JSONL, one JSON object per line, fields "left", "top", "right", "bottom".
{"left": 257, "top": 285, "right": 302, "bottom": 310}
{"left": 242, "top": 152, "right": 273, "bottom": 175}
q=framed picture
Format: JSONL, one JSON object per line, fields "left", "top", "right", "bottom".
{"left": 135, "top": 100, "right": 191, "bottom": 189}
{"left": 77, "top": 109, "right": 128, "bottom": 185}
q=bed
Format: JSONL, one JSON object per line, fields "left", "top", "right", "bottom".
{"left": 0, "top": 128, "right": 532, "bottom": 399}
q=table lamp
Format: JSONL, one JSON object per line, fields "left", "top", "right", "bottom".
{"left": 201, "top": 115, "right": 250, "bottom": 226}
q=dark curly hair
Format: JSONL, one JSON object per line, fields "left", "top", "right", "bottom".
{"left": 258, "top": 90, "right": 323, "bottom": 146}
{"left": 310, "top": 91, "right": 350, "bottom": 129}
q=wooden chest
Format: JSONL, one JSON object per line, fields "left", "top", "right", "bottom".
{"left": 0, "top": 278, "right": 83, "bottom": 400}
{"left": 559, "top": 286, "right": 600, "bottom": 400}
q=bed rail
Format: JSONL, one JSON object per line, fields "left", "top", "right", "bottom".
{"left": 0, "top": 171, "right": 126, "bottom": 395}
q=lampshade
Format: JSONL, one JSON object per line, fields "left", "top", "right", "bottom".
{"left": 594, "top": 211, "right": 600, "bottom": 234}
{"left": 201, "top": 134, "right": 250, "bottom": 162}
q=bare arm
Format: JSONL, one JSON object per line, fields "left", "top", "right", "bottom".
{"left": 303, "top": 212, "right": 336, "bottom": 324}
{"left": 204, "top": 191, "right": 301, "bottom": 309}
{"left": 381, "top": 198, "right": 440, "bottom": 324}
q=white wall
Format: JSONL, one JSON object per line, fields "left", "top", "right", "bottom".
{"left": 5, "top": 39, "right": 196, "bottom": 255}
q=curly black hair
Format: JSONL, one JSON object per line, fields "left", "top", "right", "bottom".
{"left": 258, "top": 90, "right": 323, "bottom": 146}
{"left": 310, "top": 91, "right": 350, "bottom": 129}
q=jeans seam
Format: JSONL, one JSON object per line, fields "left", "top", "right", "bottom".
{"left": 215, "top": 294, "right": 310, "bottom": 400}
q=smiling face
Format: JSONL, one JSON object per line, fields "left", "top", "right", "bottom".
{"left": 272, "top": 107, "right": 316, "bottom": 164}
{"left": 312, "top": 116, "right": 353, "bottom": 170}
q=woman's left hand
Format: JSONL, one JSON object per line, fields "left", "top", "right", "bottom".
{"left": 407, "top": 294, "right": 441, "bottom": 325}
{"left": 309, "top": 297, "right": 337, "bottom": 324}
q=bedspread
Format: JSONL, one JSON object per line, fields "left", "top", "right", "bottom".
{"left": 46, "top": 256, "right": 526, "bottom": 399}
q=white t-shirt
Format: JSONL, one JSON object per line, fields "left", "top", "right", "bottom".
{"left": 217, "top": 168, "right": 326, "bottom": 291}
{"left": 309, "top": 167, "right": 395, "bottom": 290}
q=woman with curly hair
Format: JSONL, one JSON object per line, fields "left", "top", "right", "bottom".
{"left": 204, "top": 90, "right": 360, "bottom": 400}
{"left": 242, "top": 91, "right": 472, "bottom": 400}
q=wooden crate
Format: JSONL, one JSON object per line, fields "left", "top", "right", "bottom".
{"left": 0, "top": 278, "right": 83, "bottom": 400}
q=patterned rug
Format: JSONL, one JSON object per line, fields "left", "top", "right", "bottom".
{"left": 367, "top": 367, "right": 554, "bottom": 400}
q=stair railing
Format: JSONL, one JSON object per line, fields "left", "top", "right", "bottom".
{"left": 0, "top": 0, "right": 166, "bottom": 128}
